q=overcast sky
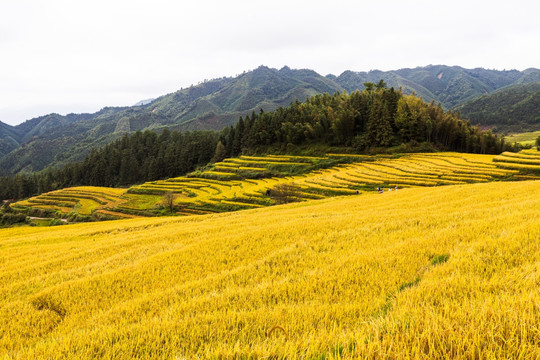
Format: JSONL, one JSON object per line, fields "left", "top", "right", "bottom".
{"left": 1, "top": 0, "right": 538, "bottom": 125}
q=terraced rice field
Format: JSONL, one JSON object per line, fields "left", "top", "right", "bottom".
{"left": 493, "top": 149, "right": 540, "bottom": 172}
{"left": 12, "top": 151, "right": 540, "bottom": 221}
{"left": 1, "top": 180, "right": 539, "bottom": 358}
{"left": 130, "top": 152, "right": 526, "bottom": 214}
{"left": 13, "top": 187, "right": 155, "bottom": 221}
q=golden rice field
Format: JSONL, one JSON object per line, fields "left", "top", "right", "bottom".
{"left": 1, "top": 180, "right": 539, "bottom": 358}
{"left": 493, "top": 149, "right": 540, "bottom": 172}
{"left": 129, "top": 152, "right": 532, "bottom": 215}
{"left": 12, "top": 150, "right": 540, "bottom": 221}
{"left": 12, "top": 187, "right": 161, "bottom": 221}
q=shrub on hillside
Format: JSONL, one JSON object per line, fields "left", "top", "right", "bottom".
{"left": 268, "top": 184, "right": 303, "bottom": 204}
{"left": 49, "top": 218, "right": 65, "bottom": 226}
{"left": 27, "top": 207, "right": 58, "bottom": 218}
{"left": 1, "top": 213, "right": 27, "bottom": 225}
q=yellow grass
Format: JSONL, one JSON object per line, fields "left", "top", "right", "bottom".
{"left": 1, "top": 181, "right": 539, "bottom": 358}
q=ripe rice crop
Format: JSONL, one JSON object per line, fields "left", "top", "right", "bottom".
{"left": 1, "top": 181, "right": 538, "bottom": 358}
{"left": 223, "top": 158, "right": 309, "bottom": 166}
{"left": 267, "top": 154, "right": 328, "bottom": 160}
{"left": 117, "top": 153, "right": 537, "bottom": 214}
{"left": 12, "top": 153, "right": 538, "bottom": 222}
{"left": 200, "top": 170, "right": 240, "bottom": 178}
{"left": 12, "top": 187, "right": 130, "bottom": 220}
{"left": 522, "top": 148, "right": 540, "bottom": 155}
{"left": 498, "top": 151, "right": 540, "bottom": 159}
{"left": 238, "top": 166, "right": 267, "bottom": 171}
{"left": 493, "top": 162, "right": 540, "bottom": 170}
{"left": 494, "top": 156, "right": 540, "bottom": 166}
{"left": 213, "top": 165, "right": 239, "bottom": 171}
{"left": 491, "top": 149, "right": 540, "bottom": 171}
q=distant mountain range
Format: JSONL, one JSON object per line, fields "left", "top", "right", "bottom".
{"left": 1, "top": 65, "right": 539, "bottom": 176}
{"left": 333, "top": 66, "right": 540, "bottom": 108}
{"left": 133, "top": 98, "right": 155, "bottom": 106}
{"left": 456, "top": 82, "right": 540, "bottom": 132}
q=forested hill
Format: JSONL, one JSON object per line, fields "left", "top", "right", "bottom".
{"left": 1, "top": 65, "right": 538, "bottom": 176}
{"left": 333, "top": 65, "right": 540, "bottom": 109}
{"left": 0, "top": 83, "right": 512, "bottom": 200}
{"left": 0, "top": 121, "right": 22, "bottom": 158}
{"left": 0, "top": 66, "right": 342, "bottom": 176}
{"left": 456, "top": 82, "right": 540, "bottom": 132}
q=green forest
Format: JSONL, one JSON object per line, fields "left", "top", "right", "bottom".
{"left": 0, "top": 83, "right": 518, "bottom": 200}
{"left": 457, "top": 83, "right": 540, "bottom": 132}
{"left": 1, "top": 65, "right": 538, "bottom": 177}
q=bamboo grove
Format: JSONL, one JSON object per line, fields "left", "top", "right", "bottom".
{"left": 0, "top": 82, "right": 517, "bottom": 200}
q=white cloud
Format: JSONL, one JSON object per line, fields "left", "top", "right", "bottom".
{"left": 0, "top": 0, "right": 538, "bottom": 125}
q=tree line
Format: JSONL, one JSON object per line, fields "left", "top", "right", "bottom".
{"left": 215, "top": 81, "right": 512, "bottom": 158}
{"left": 0, "top": 82, "right": 517, "bottom": 200}
{"left": 457, "top": 82, "right": 540, "bottom": 132}
{"left": 0, "top": 130, "right": 218, "bottom": 200}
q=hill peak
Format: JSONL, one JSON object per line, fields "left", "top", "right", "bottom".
{"left": 1, "top": 65, "right": 539, "bottom": 176}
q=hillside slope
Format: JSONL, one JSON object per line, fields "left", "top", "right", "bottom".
{"left": 0, "top": 121, "right": 22, "bottom": 158}
{"left": 0, "top": 66, "right": 342, "bottom": 175}
{"left": 1, "top": 180, "right": 539, "bottom": 358}
{"left": 333, "top": 65, "right": 540, "bottom": 109}
{"left": 11, "top": 149, "right": 539, "bottom": 223}
{"left": 1, "top": 65, "right": 539, "bottom": 176}
{"left": 1, "top": 87, "right": 516, "bottom": 202}
{"left": 457, "top": 82, "right": 540, "bottom": 132}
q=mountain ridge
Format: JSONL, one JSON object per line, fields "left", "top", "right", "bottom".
{"left": 457, "top": 82, "right": 540, "bottom": 132}
{"left": 0, "top": 64, "right": 539, "bottom": 176}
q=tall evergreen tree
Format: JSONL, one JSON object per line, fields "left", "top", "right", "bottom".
{"left": 366, "top": 96, "right": 393, "bottom": 147}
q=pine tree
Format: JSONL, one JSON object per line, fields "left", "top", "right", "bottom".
{"left": 211, "top": 141, "right": 227, "bottom": 163}
{"left": 232, "top": 117, "right": 244, "bottom": 155}
{"left": 366, "top": 96, "right": 393, "bottom": 147}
